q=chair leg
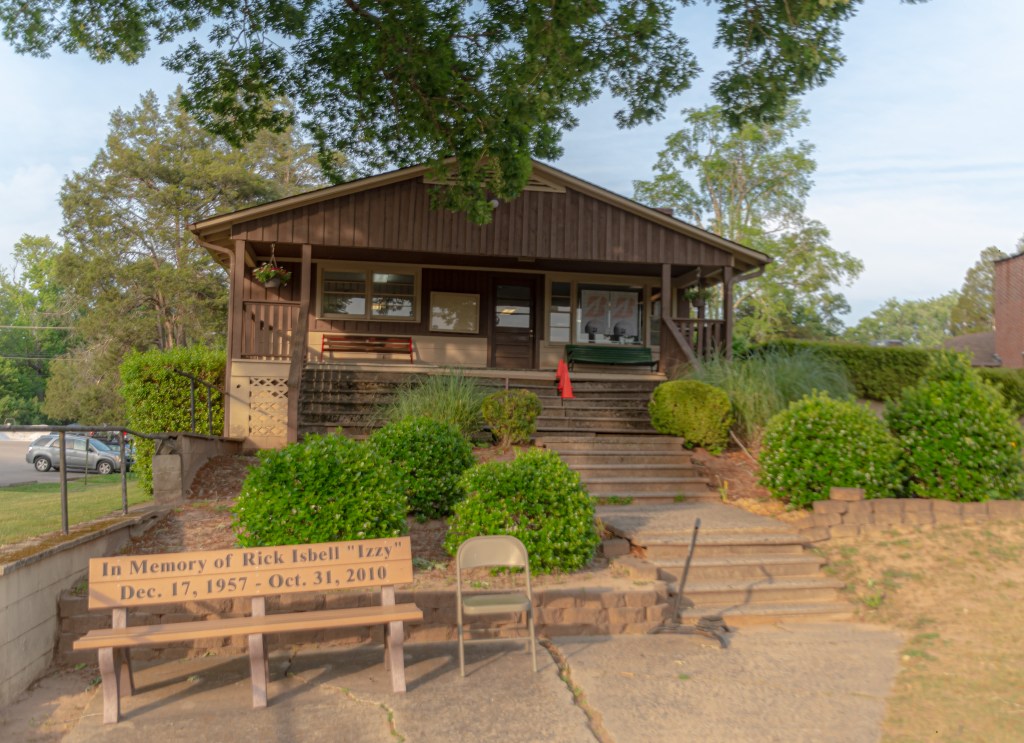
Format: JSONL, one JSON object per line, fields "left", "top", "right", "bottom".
{"left": 527, "top": 609, "right": 538, "bottom": 673}
{"left": 98, "top": 648, "right": 121, "bottom": 724}
{"left": 457, "top": 621, "right": 465, "bottom": 678}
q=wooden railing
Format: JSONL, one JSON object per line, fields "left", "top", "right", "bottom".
{"left": 673, "top": 318, "right": 726, "bottom": 360}
{"left": 242, "top": 301, "right": 299, "bottom": 359}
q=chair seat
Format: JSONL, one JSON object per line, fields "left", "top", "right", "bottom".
{"left": 462, "top": 593, "right": 531, "bottom": 616}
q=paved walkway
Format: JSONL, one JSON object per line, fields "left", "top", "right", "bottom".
{"left": 61, "top": 623, "right": 903, "bottom": 743}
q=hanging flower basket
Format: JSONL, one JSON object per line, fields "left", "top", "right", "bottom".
{"left": 253, "top": 262, "right": 292, "bottom": 287}
{"left": 683, "top": 287, "right": 711, "bottom": 308}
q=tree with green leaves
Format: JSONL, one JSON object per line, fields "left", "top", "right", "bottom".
{"left": 843, "top": 292, "right": 959, "bottom": 348}
{"left": 36, "top": 90, "right": 325, "bottom": 422}
{"left": 949, "top": 246, "right": 1007, "bottom": 335}
{"left": 0, "top": 0, "right": 927, "bottom": 222}
{"left": 0, "top": 235, "right": 70, "bottom": 423}
{"left": 633, "top": 103, "right": 862, "bottom": 343}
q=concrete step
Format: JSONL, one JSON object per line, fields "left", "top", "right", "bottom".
{"left": 592, "top": 491, "right": 716, "bottom": 505}
{"left": 558, "top": 398, "right": 653, "bottom": 409}
{"left": 675, "top": 576, "right": 846, "bottom": 606}
{"left": 536, "top": 418, "right": 658, "bottom": 433}
{"left": 539, "top": 439, "right": 685, "bottom": 452}
{"left": 571, "top": 464, "right": 700, "bottom": 478}
{"left": 584, "top": 477, "right": 710, "bottom": 494}
{"left": 652, "top": 554, "right": 827, "bottom": 582}
{"left": 675, "top": 601, "right": 855, "bottom": 627}
{"left": 557, "top": 453, "right": 695, "bottom": 467}
{"left": 634, "top": 532, "right": 808, "bottom": 559}
{"left": 538, "top": 408, "right": 651, "bottom": 420}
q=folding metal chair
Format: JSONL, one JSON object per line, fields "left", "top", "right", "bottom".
{"left": 455, "top": 535, "right": 538, "bottom": 676}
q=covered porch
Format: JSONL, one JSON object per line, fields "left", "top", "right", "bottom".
{"left": 190, "top": 160, "right": 769, "bottom": 448}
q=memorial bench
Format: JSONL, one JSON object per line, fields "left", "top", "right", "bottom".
{"left": 73, "top": 536, "right": 422, "bottom": 724}
{"left": 565, "top": 344, "right": 657, "bottom": 371}
{"left": 321, "top": 333, "right": 414, "bottom": 363}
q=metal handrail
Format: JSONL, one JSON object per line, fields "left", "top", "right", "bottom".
{"left": 169, "top": 370, "right": 224, "bottom": 436}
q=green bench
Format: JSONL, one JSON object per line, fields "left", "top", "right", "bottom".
{"left": 565, "top": 344, "right": 657, "bottom": 371}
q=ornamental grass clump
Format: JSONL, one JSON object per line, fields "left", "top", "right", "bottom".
{"left": 759, "top": 391, "right": 901, "bottom": 509}
{"left": 648, "top": 379, "right": 733, "bottom": 452}
{"left": 368, "top": 417, "right": 475, "bottom": 520}
{"left": 444, "top": 448, "right": 599, "bottom": 574}
{"left": 233, "top": 434, "right": 407, "bottom": 547}
{"left": 382, "top": 369, "right": 487, "bottom": 438}
{"left": 683, "top": 347, "right": 854, "bottom": 444}
{"left": 481, "top": 388, "right": 543, "bottom": 446}
{"left": 885, "top": 354, "right": 1024, "bottom": 502}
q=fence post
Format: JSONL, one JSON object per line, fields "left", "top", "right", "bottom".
{"left": 58, "top": 431, "right": 69, "bottom": 535}
{"left": 189, "top": 377, "right": 197, "bottom": 433}
{"left": 119, "top": 432, "right": 128, "bottom": 515}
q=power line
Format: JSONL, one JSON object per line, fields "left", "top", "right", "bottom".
{"left": 0, "top": 325, "right": 74, "bottom": 330}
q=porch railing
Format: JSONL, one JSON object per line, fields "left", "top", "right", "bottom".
{"left": 242, "top": 300, "right": 299, "bottom": 360}
{"left": 673, "top": 318, "right": 726, "bottom": 360}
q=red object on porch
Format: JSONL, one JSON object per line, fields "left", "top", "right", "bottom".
{"left": 556, "top": 359, "right": 575, "bottom": 399}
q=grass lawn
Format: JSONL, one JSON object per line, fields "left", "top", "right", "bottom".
{"left": 0, "top": 475, "right": 151, "bottom": 545}
{"left": 819, "top": 520, "right": 1024, "bottom": 743}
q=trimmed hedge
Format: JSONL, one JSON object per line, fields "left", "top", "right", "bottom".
{"left": 444, "top": 448, "right": 599, "bottom": 574}
{"left": 120, "top": 346, "right": 225, "bottom": 495}
{"left": 977, "top": 368, "right": 1024, "bottom": 417}
{"left": 648, "top": 380, "right": 733, "bottom": 452}
{"left": 885, "top": 355, "right": 1024, "bottom": 502}
{"left": 233, "top": 434, "right": 407, "bottom": 546}
{"left": 481, "top": 388, "right": 543, "bottom": 446}
{"left": 755, "top": 340, "right": 938, "bottom": 401}
{"left": 759, "top": 392, "right": 902, "bottom": 508}
{"left": 368, "top": 417, "right": 475, "bottom": 520}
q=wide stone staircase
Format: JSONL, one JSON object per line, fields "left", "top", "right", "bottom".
{"left": 598, "top": 503, "right": 852, "bottom": 626}
{"left": 537, "top": 434, "right": 717, "bottom": 503}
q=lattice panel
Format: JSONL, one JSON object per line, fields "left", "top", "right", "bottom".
{"left": 249, "top": 377, "right": 288, "bottom": 438}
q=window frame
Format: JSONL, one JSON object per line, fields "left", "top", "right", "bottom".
{"left": 317, "top": 261, "right": 422, "bottom": 322}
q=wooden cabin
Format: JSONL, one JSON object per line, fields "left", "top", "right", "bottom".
{"left": 189, "top": 160, "right": 770, "bottom": 448}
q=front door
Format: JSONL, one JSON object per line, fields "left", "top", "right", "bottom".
{"left": 490, "top": 277, "right": 537, "bottom": 369}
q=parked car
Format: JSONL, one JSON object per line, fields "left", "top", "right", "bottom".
{"left": 25, "top": 434, "right": 134, "bottom": 475}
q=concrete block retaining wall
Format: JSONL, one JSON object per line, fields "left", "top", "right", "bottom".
{"left": 792, "top": 487, "right": 1024, "bottom": 542}
{"left": 0, "top": 510, "right": 165, "bottom": 708}
{"left": 56, "top": 583, "right": 672, "bottom": 667}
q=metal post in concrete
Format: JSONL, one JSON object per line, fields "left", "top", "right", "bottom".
{"left": 58, "top": 431, "right": 68, "bottom": 534}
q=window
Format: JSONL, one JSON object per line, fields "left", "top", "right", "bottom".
{"left": 322, "top": 268, "right": 417, "bottom": 320}
{"left": 549, "top": 282, "right": 571, "bottom": 343}
{"left": 577, "top": 284, "right": 644, "bottom": 345}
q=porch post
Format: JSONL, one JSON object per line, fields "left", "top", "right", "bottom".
{"left": 661, "top": 263, "right": 700, "bottom": 373}
{"left": 722, "top": 266, "right": 734, "bottom": 360}
{"left": 227, "top": 240, "right": 247, "bottom": 436}
{"left": 286, "top": 243, "right": 313, "bottom": 443}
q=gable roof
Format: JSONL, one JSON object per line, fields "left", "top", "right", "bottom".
{"left": 190, "top": 159, "right": 770, "bottom": 273}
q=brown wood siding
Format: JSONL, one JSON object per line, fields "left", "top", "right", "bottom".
{"left": 232, "top": 179, "right": 733, "bottom": 268}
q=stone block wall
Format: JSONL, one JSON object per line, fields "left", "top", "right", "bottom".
{"left": 791, "top": 487, "right": 1024, "bottom": 541}
{"left": 57, "top": 582, "right": 671, "bottom": 667}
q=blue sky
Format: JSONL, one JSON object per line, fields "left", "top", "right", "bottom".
{"left": 1, "top": 0, "right": 1022, "bottom": 324}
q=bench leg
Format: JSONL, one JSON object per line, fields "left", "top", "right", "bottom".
{"left": 385, "top": 620, "right": 407, "bottom": 693}
{"left": 118, "top": 649, "right": 135, "bottom": 697}
{"left": 97, "top": 648, "right": 121, "bottom": 724}
{"left": 248, "top": 633, "right": 269, "bottom": 708}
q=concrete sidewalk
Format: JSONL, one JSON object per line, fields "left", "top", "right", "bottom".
{"left": 62, "top": 622, "right": 903, "bottom": 743}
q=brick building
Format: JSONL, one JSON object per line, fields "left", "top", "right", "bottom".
{"left": 994, "top": 252, "right": 1024, "bottom": 368}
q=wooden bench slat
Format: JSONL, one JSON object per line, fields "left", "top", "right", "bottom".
{"left": 74, "top": 604, "right": 423, "bottom": 650}
{"left": 565, "top": 344, "right": 656, "bottom": 370}
{"left": 322, "top": 333, "right": 413, "bottom": 363}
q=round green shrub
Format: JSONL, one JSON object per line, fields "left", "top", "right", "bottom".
{"left": 443, "top": 448, "right": 600, "bottom": 574}
{"left": 368, "top": 417, "right": 475, "bottom": 520}
{"left": 232, "top": 434, "right": 407, "bottom": 547}
{"left": 759, "top": 391, "right": 901, "bottom": 508}
{"left": 885, "top": 355, "right": 1024, "bottom": 502}
{"left": 481, "top": 389, "right": 543, "bottom": 446}
{"left": 648, "top": 380, "right": 733, "bottom": 452}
